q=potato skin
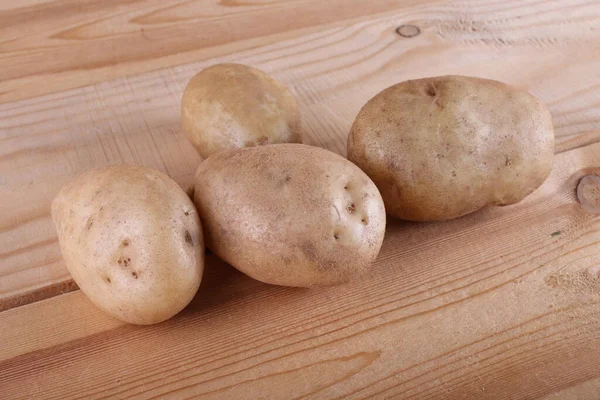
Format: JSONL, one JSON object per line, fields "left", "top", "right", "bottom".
{"left": 182, "top": 63, "right": 302, "bottom": 158}
{"left": 347, "top": 75, "right": 555, "bottom": 221}
{"left": 193, "top": 144, "right": 386, "bottom": 287}
{"left": 51, "top": 165, "right": 204, "bottom": 325}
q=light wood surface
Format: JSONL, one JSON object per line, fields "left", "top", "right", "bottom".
{"left": 1, "top": 0, "right": 600, "bottom": 398}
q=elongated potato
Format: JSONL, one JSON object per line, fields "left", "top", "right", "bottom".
{"left": 348, "top": 75, "right": 555, "bottom": 221}
{"left": 182, "top": 63, "right": 302, "bottom": 158}
{"left": 51, "top": 165, "right": 204, "bottom": 325}
{"left": 193, "top": 144, "right": 386, "bottom": 287}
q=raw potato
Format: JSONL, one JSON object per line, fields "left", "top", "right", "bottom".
{"left": 193, "top": 144, "right": 386, "bottom": 287}
{"left": 51, "top": 165, "right": 204, "bottom": 325}
{"left": 182, "top": 63, "right": 302, "bottom": 158}
{"left": 348, "top": 75, "right": 555, "bottom": 221}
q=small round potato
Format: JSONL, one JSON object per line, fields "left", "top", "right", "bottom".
{"left": 51, "top": 165, "right": 204, "bottom": 325}
{"left": 181, "top": 63, "right": 302, "bottom": 158}
{"left": 193, "top": 144, "right": 386, "bottom": 287}
{"left": 348, "top": 75, "right": 555, "bottom": 221}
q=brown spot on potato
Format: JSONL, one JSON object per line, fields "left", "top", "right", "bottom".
{"left": 257, "top": 136, "right": 269, "bottom": 145}
{"left": 347, "top": 203, "right": 356, "bottom": 213}
{"left": 131, "top": 271, "right": 138, "bottom": 279}
{"left": 86, "top": 218, "right": 93, "bottom": 229}
{"left": 105, "top": 277, "right": 111, "bottom": 283}
{"left": 122, "top": 239, "right": 129, "bottom": 246}
{"left": 119, "top": 257, "right": 131, "bottom": 267}
{"left": 333, "top": 233, "right": 340, "bottom": 240}
{"left": 301, "top": 242, "right": 318, "bottom": 261}
{"left": 184, "top": 230, "right": 193, "bottom": 245}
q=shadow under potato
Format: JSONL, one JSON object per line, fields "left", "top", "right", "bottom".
{"left": 179, "top": 197, "right": 551, "bottom": 320}
{"left": 179, "top": 253, "right": 311, "bottom": 318}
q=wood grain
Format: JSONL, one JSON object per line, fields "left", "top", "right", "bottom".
{"left": 1, "top": 0, "right": 600, "bottom": 397}
{"left": 0, "top": 0, "right": 445, "bottom": 103}
{"left": 2, "top": 0, "right": 600, "bottom": 308}
{"left": 1, "top": 141, "right": 599, "bottom": 398}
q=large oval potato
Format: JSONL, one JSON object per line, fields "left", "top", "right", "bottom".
{"left": 182, "top": 63, "right": 302, "bottom": 158}
{"left": 348, "top": 75, "right": 555, "bottom": 221}
{"left": 193, "top": 144, "right": 386, "bottom": 287}
{"left": 51, "top": 165, "right": 204, "bottom": 325}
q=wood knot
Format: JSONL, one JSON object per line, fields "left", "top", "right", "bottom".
{"left": 396, "top": 24, "right": 421, "bottom": 38}
{"left": 577, "top": 175, "right": 600, "bottom": 214}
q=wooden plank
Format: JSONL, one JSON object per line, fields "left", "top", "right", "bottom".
{"left": 539, "top": 377, "right": 600, "bottom": 400}
{"left": 2, "top": 0, "right": 600, "bottom": 309}
{"left": 0, "top": 0, "right": 446, "bottom": 103}
{"left": 1, "top": 141, "right": 599, "bottom": 398}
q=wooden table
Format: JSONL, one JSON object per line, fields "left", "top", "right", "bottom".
{"left": 1, "top": 0, "right": 600, "bottom": 398}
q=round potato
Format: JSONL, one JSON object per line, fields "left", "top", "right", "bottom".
{"left": 181, "top": 63, "right": 302, "bottom": 158}
{"left": 348, "top": 75, "right": 555, "bottom": 221}
{"left": 51, "top": 165, "right": 204, "bottom": 325}
{"left": 193, "top": 144, "right": 386, "bottom": 287}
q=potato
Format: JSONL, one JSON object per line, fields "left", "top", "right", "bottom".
{"left": 192, "top": 144, "right": 386, "bottom": 287}
{"left": 181, "top": 63, "right": 302, "bottom": 158}
{"left": 347, "top": 75, "right": 555, "bottom": 221}
{"left": 51, "top": 165, "right": 204, "bottom": 325}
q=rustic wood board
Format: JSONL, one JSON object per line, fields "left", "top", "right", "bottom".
{"left": 1, "top": 0, "right": 600, "bottom": 398}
